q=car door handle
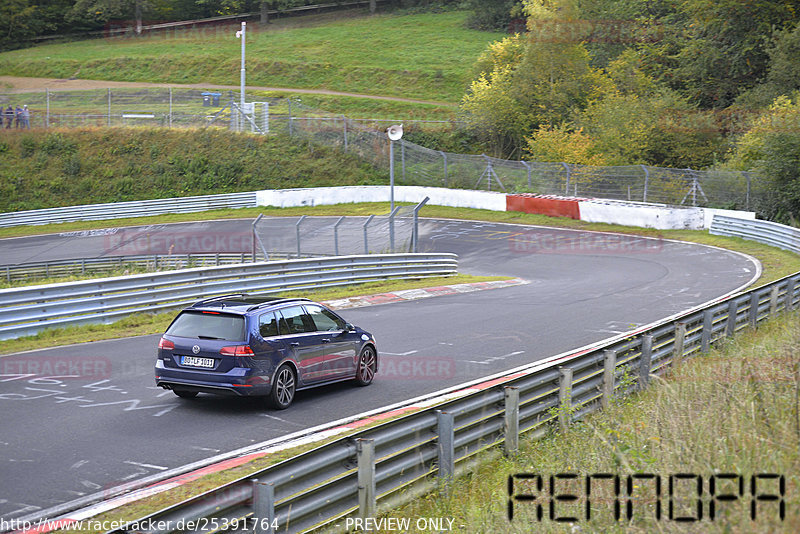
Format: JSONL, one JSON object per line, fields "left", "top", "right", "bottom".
{"left": 321, "top": 338, "right": 331, "bottom": 343}
{"left": 289, "top": 342, "right": 300, "bottom": 347}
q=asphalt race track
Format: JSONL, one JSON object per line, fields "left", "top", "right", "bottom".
{"left": 0, "top": 218, "right": 759, "bottom": 521}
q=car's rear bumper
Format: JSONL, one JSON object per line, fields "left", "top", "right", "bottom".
{"left": 155, "top": 360, "right": 270, "bottom": 396}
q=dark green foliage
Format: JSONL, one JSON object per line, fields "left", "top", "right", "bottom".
{"left": 0, "top": 128, "right": 385, "bottom": 212}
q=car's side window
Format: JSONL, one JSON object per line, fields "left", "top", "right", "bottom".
{"left": 259, "top": 312, "right": 279, "bottom": 338}
{"left": 277, "top": 306, "right": 313, "bottom": 334}
{"left": 306, "top": 305, "right": 345, "bottom": 332}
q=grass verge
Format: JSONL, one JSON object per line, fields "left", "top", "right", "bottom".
{"left": 380, "top": 310, "right": 800, "bottom": 533}
{"left": 0, "top": 274, "right": 504, "bottom": 355}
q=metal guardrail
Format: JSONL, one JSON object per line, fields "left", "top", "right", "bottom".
{"left": 0, "top": 192, "right": 257, "bottom": 228}
{"left": 0, "top": 253, "right": 262, "bottom": 284}
{"left": 0, "top": 253, "right": 457, "bottom": 340}
{"left": 710, "top": 215, "right": 800, "bottom": 253}
{"left": 64, "top": 218, "right": 793, "bottom": 534}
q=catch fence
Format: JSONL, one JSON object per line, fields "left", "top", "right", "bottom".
{"left": 0, "top": 89, "right": 762, "bottom": 210}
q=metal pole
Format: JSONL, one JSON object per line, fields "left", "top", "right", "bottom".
{"left": 749, "top": 292, "right": 760, "bottom": 328}
{"left": 642, "top": 164, "right": 649, "bottom": 202}
{"left": 521, "top": 160, "right": 531, "bottom": 188}
{"left": 363, "top": 215, "right": 374, "bottom": 254}
{"left": 412, "top": 197, "right": 429, "bottom": 253}
{"left": 639, "top": 335, "right": 653, "bottom": 388}
{"left": 253, "top": 480, "right": 276, "bottom": 534}
{"left": 562, "top": 162, "right": 571, "bottom": 195}
{"left": 439, "top": 151, "right": 448, "bottom": 187}
{"left": 504, "top": 387, "right": 520, "bottom": 456}
{"left": 726, "top": 299, "right": 738, "bottom": 337}
{"left": 388, "top": 207, "right": 399, "bottom": 252}
{"left": 356, "top": 439, "right": 376, "bottom": 520}
{"left": 45, "top": 89, "right": 50, "bottom": 129}
{"left": 239, "top": 22, "right": 246, "bottom": 129}
{"left": 558, "top": 367, "right": 572, "bottom": 433}
{"left": 333, "top": 216, "right": 345, "bottom": 256}
{"left": 389, "top": 139, "right": 395, "bottom": 211}
{"left": 602, "top": 349, "right": 617, "bottom": 409}
{"left": 107, "top": 88, "right": 111, "bottom": 127}
{"left": 295, "top": 215, "right": 306, "bottom": 258}
{"left": 700, "top": 310, "right": 714, "bottom": 353}
{"left": 436, "top": 410, "right": 455, "bottom": 486}
{"left": 342, "top": 115, "right": 348, "bottom": 152}
{"left": 168, "top": 87, "right": 173, "bottom": 128}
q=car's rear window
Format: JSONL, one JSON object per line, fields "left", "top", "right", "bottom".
{"left": 165, "top": 311, "right": 246, "bottom": 341}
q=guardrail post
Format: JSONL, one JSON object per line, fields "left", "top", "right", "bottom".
{"left": 787, "top": 279, "right": 797, "bottom": 312}
{"left": 436, "top": 410, "right": 455, "bottom": 488}
{"left": 602, "top": 349, "right": 617, "bottom": 409}
{"left": 357, "top": 438, "right": 376, "bottom": 520}
{"left": 638, "top": 335, "right": 653, "bottom": 388}
{"left": 700, "top": 309, "right": 714, "bottom": 353}
{"left": 558, "top": 367, "right": 573, "bottom": 433}
{"left": 504, "top": 387, "right": 520, "bottom": 456}
{"left": 673, "top": 322, "right": 687, "bottom": 364}
{"left": 769, "top": 286, "right": 780, "bottom": 316}
{"left": 252, "top": 480, "right": 276, "bottom": 534}
{"left": 295, "top": 215, "right": 306, "bottom": 258}
{"left": 726, "top": 300, "right": 738, "bottom": 337}
{"left": 334, "top": 216, "right": 345, "bottom": 256}
{"left": 363, "top": 215, "right": 374, "bottom": 254}
{"left": 749, "top": 292, "right": 760, "bottom": 328}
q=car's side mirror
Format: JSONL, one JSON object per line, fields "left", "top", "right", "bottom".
{"left": 345, "top": 323, "right": 356, "bottom": 332}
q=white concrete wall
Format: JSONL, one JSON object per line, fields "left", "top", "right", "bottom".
{"left": 578, "top": 200, "right": 706, "bottom": 230}
{"left": 256, "top": 186, "right": 507, "bottom": 212}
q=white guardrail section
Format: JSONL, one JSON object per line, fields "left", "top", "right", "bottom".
{"left": 0, "top": 192, "right": 258, "bottom": 228}
{"left": 0, "top": 254, "right": 457, "bottom": 340}
{"left": 710, "top": 215, "right": 800, "bottom": 253}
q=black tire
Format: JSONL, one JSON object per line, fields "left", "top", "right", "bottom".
{"left": 268, "top": 364, "right": 296, "bottom": 409}
{"left": 354, "top": 345, "right": 377, "bottom": 386}
{"left": 173, "top": 389, "right": 198, "bottom": 399}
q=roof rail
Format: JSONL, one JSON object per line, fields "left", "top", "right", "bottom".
{"left": 246, "top": 297, "right": 311, "bottom": 312}
{"left": 190, "top": 293, "right": 249, "bottom": 307}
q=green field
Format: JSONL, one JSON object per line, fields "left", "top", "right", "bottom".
{"left": 0, "top": 10, "right": 504, "bottom": 104}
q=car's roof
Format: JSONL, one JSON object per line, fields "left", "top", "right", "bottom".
{"left": 187, "top": 294, "right": 312, "bottom": 314}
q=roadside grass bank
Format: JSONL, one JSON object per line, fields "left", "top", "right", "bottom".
{"left": 0, "top": 274, "right": 503, "bottom": 355}
{"left": 0, "top": 11, "right": 502, "bottom": 103}
{"left": 377, "top": 309, "right": 800, "bottom": 533}
{"left": 0, "top": 128, "right": 385, "bottom": 213}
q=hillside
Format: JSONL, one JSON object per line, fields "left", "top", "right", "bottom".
{"left": 0, "top": 128, "right": 384, "bottom": 212}
{"left": 0, "top": 11, "right": 504, "bottom": 104}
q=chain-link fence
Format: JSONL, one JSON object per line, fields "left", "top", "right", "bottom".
{"left": 0, "top": 88, "right": 763, "bottom": 210}
{"left": 253, "top": 203, "right": 424, "bottom": 260}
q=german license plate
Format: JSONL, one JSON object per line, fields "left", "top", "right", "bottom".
{"left": 182, "top": 356, "right": 215, "bottom": 368}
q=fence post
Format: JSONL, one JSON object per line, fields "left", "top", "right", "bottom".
{"left": 602, "top": 349, "right": 617, "bottom": 409}
{"left": 787, "top": 278, "right": 797, "bottom": 312}
{"left": 558, "top": 367, "right": 572, "bottom": 433}
{"left": 436, "top": 410, "right": 455, "bottom": 488}
{"left": 638, "top": 335, "right": 653, "bottom": 388}
{"left": 504, "top": 386, "right": 520, "bottom": 456}
{"left": 363, "top": 215, "right": 374, "bottom": 254}
{"left": 561, "top": 162, "right": 571, "bottom": 195}
{"left": 412, "top": 197, "right": 429, "bottom": 253}
{"left": 295, "top": 215, "right": 306, "bottom": 258}
{"left": 342, "top": 115, "right": 348, "bottom": 153}
{"left": 168, "top": 87, "right": 173, "bottom": 128}
{"left": 388, "top": 207, "right": 398, "bottom": 252}
{"left": 744, "top": 172, "right": 751, "bottom": 211}
{"left": 439, "top": 151, "right": 448, "bottom": 187}
{"left": 520, "top": 160, "right": 531, "bottom": 188}
{"left": 288, "top": 99, "right": 293, "bottom": 136}
{"left": 749, "top": 292, "right": 760, "bottom": 328}
{"left": 334, "top": 216, "right": 345, "bottom": 256}
{"left": 641, "top": 165, "right": 649, "bottom": 202}
{"left": 45, "top": 89, "right": 50, "bottom": 129}
{"left": 700, "top": 309, "right": 714, "bottom": 353}
{"left": 726, "top": 299, "right": 738, "bottom": 337}
{"left": 252, "top": 480, "right": 276, "bottom": 534}
{"left": 356, "top": 438, "right": 376, "bottom": 520}
{"left": 107, "top": 88, "right": 111, "bottom": 127}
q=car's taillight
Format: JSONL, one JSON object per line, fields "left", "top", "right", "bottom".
{"left": 220, "top": 345, "right": 255, "bottom": 357}
{"left": 158, "top": 337, "right": 175, "bottom": 350}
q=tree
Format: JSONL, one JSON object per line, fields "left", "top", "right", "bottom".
{"left": 68, "top": 0, "right": 149, "bottom": 34}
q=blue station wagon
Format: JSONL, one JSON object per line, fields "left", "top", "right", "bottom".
{"left": 154, "top": 294, "right": 378, "bottom": 409}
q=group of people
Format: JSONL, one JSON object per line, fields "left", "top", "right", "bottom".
{"left": 1, "top": 105, "right": 31, "bottom": 129}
